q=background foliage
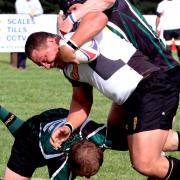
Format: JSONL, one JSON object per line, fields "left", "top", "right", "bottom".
{"left": 0, "top": 0, "right": 162, "bottom": 14}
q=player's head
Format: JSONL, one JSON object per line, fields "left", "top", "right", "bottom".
{"left": 25, "top": 31, "right": 65, "bottom": 69}
{"left": 69, "top": 139, "right": 103, "bottom": 178}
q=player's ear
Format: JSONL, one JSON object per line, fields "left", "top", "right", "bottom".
{"left": 46, "top": 38, "right": 56, "bottom": 46}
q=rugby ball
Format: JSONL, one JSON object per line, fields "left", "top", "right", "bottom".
{"left": 75, "top": 39, "right": 100, "bottom": 63}
{"left": 60, "top": 32, "right": 100, "bottom": 63}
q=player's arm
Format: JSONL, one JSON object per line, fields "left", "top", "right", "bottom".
{"left": 58, "top": 0, "right": 110, "bottom": 64}
{"left": 69, "top": 0, "right": 115, "bottom": 20}
{"left": 70, "top": 12, "right": 107, "bottom": 47}
{"left": 58, "top": 0, "right": 114, "bottom": 34}
{"left": 155, "top": 3, "right": 163, "bottom": 37}
{"left": 68, "top": 83, "right": 93, "bottom": 129}
{"left": 59, "top": 11, "right": 108, "bottom": 64}
{"left": 50, "top": 83, "right": 93, "bottom": 149}
{"left": 155, "top": 14, "right": 161, "bottom": 37}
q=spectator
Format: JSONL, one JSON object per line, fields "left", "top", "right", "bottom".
{"left": 13, "top": 0, "right": 43, "bottom": 69}
{"left": 156, "top": 0, "right": 180, "bottom": 57}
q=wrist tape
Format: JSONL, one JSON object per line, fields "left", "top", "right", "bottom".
{"left": 64, "top": 122, "right": 74, "bottom": 133}
{"left": 68, "top": 12, "right": 78, "bottom": 24}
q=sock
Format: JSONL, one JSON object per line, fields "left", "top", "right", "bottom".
{"left": 176, "top": 131, "right": 180, "bottom": 151}
{"left": 164, "top": 156, "right": 180, "bottom": 180}
{"left": 0, "top": 105, "right": 24, "bottom": 136}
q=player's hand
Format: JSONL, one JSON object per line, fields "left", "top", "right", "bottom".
{"left": 59, "top": 46, "right": 80, "bottom": 64}
{"left": 50, "top": 126, "right": 71, "bottom": 150}
{"left": 58, "top": 13, "right": 73, "bottom": 34}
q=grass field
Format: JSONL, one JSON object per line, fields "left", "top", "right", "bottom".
{"left": 0, "top": 53, "right": 180, "bottom": 180}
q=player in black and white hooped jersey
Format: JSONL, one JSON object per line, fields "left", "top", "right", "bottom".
{"left": 25, "top": 22, "right": 180, "bottom": 179}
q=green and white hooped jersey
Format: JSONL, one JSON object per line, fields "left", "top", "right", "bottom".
{"left": 39, "top": 118, "right": 109, "bottom": 157}
{"left": 39, "top": 117, "right": 110, "bottom": 180}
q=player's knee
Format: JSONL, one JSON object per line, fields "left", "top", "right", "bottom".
{"left": 163, "top": 130, "right": 179, "bottom": 151}
{"left": 132, "top": 158, "right": 155, "bottom": 176}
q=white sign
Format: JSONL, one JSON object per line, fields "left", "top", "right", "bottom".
{"left": 0, "top": 14, "right": 58, "bottom": 52}
{"left": 0, "top": 14, "right": 157, "bottom": 52}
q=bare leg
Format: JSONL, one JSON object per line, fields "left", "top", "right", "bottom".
{"left": 4, "top": 167, "right": 30, "bottom": 180}
{"left": 107, "top": 102, "right": 180, "bottom": 153}
{"left": 128, "top": 129, "right": 169, "bottom": 178}
{"left": 163, "top": 129, "right": 179, "bottom": 151}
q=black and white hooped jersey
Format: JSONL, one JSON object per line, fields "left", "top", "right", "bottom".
{"left": 63, "top": 25, "right": 160, "bottom": 105}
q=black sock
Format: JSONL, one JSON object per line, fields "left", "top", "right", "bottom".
{"left": 165, "top": 156, "right": 180, "bottom": 180}
{"left": 0, "top": 106, "right": 24, "bottom": 136}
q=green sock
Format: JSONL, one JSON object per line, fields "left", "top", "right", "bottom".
{"left": 0, "top": 106, "right": 24, "bottom": 136}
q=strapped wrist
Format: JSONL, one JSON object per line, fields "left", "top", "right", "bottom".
{"left": 64, "top": 122, "right": 74, "bottom": 133}
{"left": 59, "top": 39, "right": 79, "bottom": 51}
{"left": 67, "top": 12, "right": 78, "bottom": 24}
{"left": 66, "top": 40, "right": 79, "bottom": 51}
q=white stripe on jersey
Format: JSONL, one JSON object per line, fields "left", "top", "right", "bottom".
{"left": 51, "top": 155, "right": 70, "bottom": 180}
{"left": 106, "top": 21, "right": 129, "bottom": 41}
{"left": 94, "top": 26, "right": 136, "bottom": 62}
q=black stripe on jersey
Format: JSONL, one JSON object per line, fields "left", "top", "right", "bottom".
{"left": 82, "top": 120, "right": 105, "bottom": 137}
{"left": 89, "top": 54, "right": 125, "bottom": 80}
{"left": 128, "top": 50, "right": 160, "bottom": 77}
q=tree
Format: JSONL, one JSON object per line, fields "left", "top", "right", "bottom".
{"left": 41, "top": 0, "right": 59, "bottom": 14}
{"left": 0, "top": 0, "right": 162, "bottom": 14}
{"left": 0, "top": 0, "right": 59, "bottom": 14}
{"left": 0, "top": 0, "right": 16, "bottom": 13}
{"left": 134, "top": 0, "right": 162, "bottom": 14}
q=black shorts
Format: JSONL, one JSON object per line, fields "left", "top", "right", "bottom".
{"left": 124, "top": 71, "right": 179, "bottom": 135}
{"left": 166, "top": 65, "right": 180, "bottom": 93}
{"left": 163, "top": 29, "right": 180, "bottom": 41}
{"left": 7, "top": 118, "right": 46, "bottom": 177}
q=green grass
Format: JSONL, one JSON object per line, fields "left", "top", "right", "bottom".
{"left": 0, "top": 53, "right": 180, "bottom": 180}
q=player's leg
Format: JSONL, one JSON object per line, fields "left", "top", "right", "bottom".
{"left": 5, "top": 137, "right": 39, "bottom": 180}
{"left": 4, "top": 120, "right": 46, "bottom": 180}
{"left": 107, "top": 102, "right": 128, "bottom": 151}
{"left": 4, "top": 167, "right": 30, "bottom": 180}
{"left": 125, "top": 70, "right": 180, "bottom": 179}
{"left": 107, "top": 103, "right": 180, "bottom": 152}
{"left": 0, "top": 106, "right": 24, "bottom": 136}
{"left": 128, "top": 129, "right": 170, "bottom": 178}
{"left": 163, "top": 129, "right": 180, "bottom": 152}
{"left": 107, "top": 102, "right": 125, "bottom": 128}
